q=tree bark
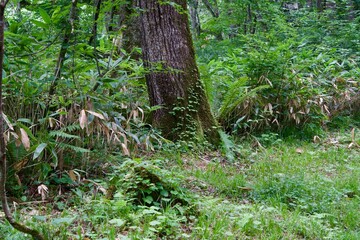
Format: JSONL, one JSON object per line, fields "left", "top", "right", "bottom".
{"left": 317, "top": 0, "right": 325, "bottom": 12}
{"left": 137, "top": 0, "right": 220, "bottom": 144}
{"left": 49, "top": 0, "right": 78, "bottom": 97}
{"left": 202, "top": 0, "right": 219, "bottom": 18}
{"left": 189, "top": 0, "right": 201, "bottom": 38}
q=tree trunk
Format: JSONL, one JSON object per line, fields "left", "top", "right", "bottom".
{"left": 317, "top": 0, "right": 325, "bottom": 12}
{"left": 189, "top": 0, "right": 201, "bottom": 38}
{"left": 49, "top": 0, "right": 78, "bottom": 97}
{"left": 137, "top": 0, "right": 220, "bottom": 144}
{"left": 202, "top": 0, "right": 219, "bottom": 18}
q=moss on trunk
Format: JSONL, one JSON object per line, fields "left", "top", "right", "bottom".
{"left": 138, "top": 0, "right": 220, "bottom": 144}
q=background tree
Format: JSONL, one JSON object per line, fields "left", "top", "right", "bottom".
{"left": 137, "top": 0, "right": 220, "bottom": 143}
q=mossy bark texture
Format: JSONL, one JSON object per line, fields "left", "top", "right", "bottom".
{"left": 138, "top": 0, "right": 220, "bottom": 144}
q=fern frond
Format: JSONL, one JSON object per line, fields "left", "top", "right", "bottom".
{"left": 49, "top": 130, "right": 80, "bottom": 139}
{"left": 62, "top": 124, "right": 82, "bottom": 132}
{"left": 57, "top": 143, "right": 90, "bottom": 153}
{"left": 219, "top": 130, "right": 235, "bottom": 162}
{"left": 219, "top": 79, "right": 270, "bottom": 120}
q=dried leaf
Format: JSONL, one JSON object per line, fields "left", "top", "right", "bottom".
{"left": 351, "top": 128, "right": 355, "bottom": 143}
{"left": 121, "top": 143, "right": 130, "bottom": 156}
{"left": 20, "top": 128, "right": 30, "bottom": 150}
{"left": 15, "top": 174, "right": 22, "bottom": 186}
{"left": 2, "top": 113, "right": 14, "bottom": 131}
{"left": 313, "top": 135, "right": 321, "bottom": 143}
{"left": 15, "top": 138, "right": 22, "bottom": 147}
{"left": 13, "top": 159, "right": 29, "bottom": 172}
{"left": 98, "top": 186, "right": 107, "bottom": 195}
{"left": 86, "top": 110, "right": 105, "bottom": 120}
{"left": 37, "top": 184, "right": 48, "bottom": 201}
{"left": 68, "top": 170, "right": 77, "bottom": 182}
{"left": 138, "top": 107, "right": 144, "bottom": 122}
{"left": 268, "top": 103, "right": 273, "bottom": 115}
{"left": 79, "top": 110, "right": 87, "bottom": 129}
{"left": 296, "top": 148, "right": 304, "bottom": 154}
{"left": 10, "top": 131, "right": 19, "bottom": 139}
{"left": 132, "top": 109, "right": 139, "bottom": 121}
{"left": 48, "top": 117, "right": 54, "bottom": 128}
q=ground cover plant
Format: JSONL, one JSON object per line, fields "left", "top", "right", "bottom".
{"left": 0, "top": 130, "right": 360, "bottom": 239}
{"left": 0, "top": 0, "right": 359, "bottom": 239}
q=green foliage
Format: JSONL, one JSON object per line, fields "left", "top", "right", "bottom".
{"left": 2, "top": 1, "right": 360, "bottom": 239}
{"left": 219, "top": 130, "right": 236, "bottom": 162}
{"left": 109, "top": 158, "right": 192, "bottom": 208}
{"left": 198, "top": 8, "right": 360, "bottom": 135}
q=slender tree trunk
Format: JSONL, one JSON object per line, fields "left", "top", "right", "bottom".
{"left": 137, "top": 0, "right": 220, "bottom": 144}
{"left": 354, "top": 0, "right": 360, "bottom": 10}
{"left": 202, "top": 0, "right": 219, "bottom": 18}
{"left": 49, "top": 0, "right": 78, "bottom": 96}
{"left": 89, "top": 0, "right": 102, "bottom": 46}
{"left": 317, "top": 0, "right": 325, "bottom": 12}
{"left": 189, "top": 0, "right": 201, "bottom": 38}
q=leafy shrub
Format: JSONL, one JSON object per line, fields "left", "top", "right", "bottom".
{"left": 199, "top": 27, "right": 359, "bottom": 136}
{"left": 108, "top": 159, "right": 192, "bottom": 208}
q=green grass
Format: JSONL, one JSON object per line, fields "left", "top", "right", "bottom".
{"left": 1, "top": 130, "right": 360, "bottom": 239}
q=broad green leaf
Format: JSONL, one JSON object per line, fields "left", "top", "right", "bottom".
{"left": 33, "top": 143, "right": 47, "bottom": 160}
{"left": 109, "top": 218, "right": 126, "bottom": 227}
{"left": 149, "top": 220, "right": 161, "bottom": 226}
{"left": 143, "top": 196, "right": 153, "bottom": 204}
{"left": 17, "top": 118, "right": 33, "bottom": 124}
{"left": 39, "top": 8, "right": 51, "bottom": 24}
{"left": 31, "top": 20, "right": 48, "bottom": 29}
{"left": 33, "top": 216, "right": 47, "bottom": 222}
{"left": 51, "top": 217, "right": 75, "bottom": 225}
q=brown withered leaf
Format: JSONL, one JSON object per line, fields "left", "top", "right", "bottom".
{"left": 121, "top": 143, "right": 130, "bottom": 156}
{"left": 37, "top": 184, "right": 48, "bottom": 201}
{"left": 313, "top": 135, "right": 321, "bottom": 143}
{"left": 68, "top": 170, "right": 77, "bottom": 182}
{"left": 296, "top": 148, "right": 304, "bottom": 154}
{"left": 86, "top": 110, "right": 105, "bottom": 120}
{"left": 351, "top": 128, "right": 355, "bottom": 143}
{"left": 79, "top": 110, "right": 87, "bottom": 129}
{"left": 20, "top": 128, "right": 30, "bottom": 150}
{"left": 2, "top": 113, "right": 14, "bottom": 131}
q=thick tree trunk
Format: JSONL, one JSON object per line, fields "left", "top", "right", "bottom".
{"left": 138, "top": 0, "right": 220, "bottom": 144}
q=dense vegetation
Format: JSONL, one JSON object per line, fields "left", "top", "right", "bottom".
{"left": 0, "top": 0, "right": 359, "bottom": 239}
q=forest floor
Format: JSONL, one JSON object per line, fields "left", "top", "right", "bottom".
{"left": 1, "top": 130, "right": 360, "bottom": 239}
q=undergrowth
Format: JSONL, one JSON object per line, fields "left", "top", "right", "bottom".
{"left": 1, "top": 130, "right": 359, "bottom": 239}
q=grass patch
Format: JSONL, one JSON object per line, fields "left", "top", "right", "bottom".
{"left": 1, "top": 130, "right": 360, "bottom": 239}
